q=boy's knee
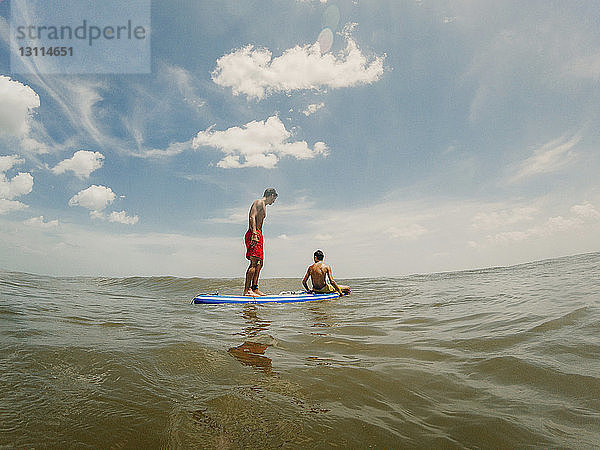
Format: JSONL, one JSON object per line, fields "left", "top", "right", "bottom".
{"left": 249, "top": 258, "right": 263, "bottom": 268}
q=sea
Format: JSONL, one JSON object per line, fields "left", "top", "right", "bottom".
{"left": 1, "top": 252, "right": 599, "bottom": 448}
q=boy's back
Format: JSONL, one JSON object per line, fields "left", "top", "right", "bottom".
{"left": 308, "top": 261, "right": 330, "bottom": 290}
{"left": 302, "top": 250, "right": 350, "bottom": 296}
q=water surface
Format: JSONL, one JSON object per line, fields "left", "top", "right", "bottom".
{"left": 1, "top": 253, "right": 599, "bottom": 447}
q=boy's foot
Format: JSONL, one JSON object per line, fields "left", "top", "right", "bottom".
{"left": 252, "top": 289, "right": 266, "bottom": 296}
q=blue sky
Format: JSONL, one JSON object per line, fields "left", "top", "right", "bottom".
{"left": 0, "top": 0, "right": 599, "bottom": 278}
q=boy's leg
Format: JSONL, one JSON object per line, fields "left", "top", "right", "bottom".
{"left": 244, "top": 257, "right": 260, "bottom": 295}
{"left": 252, "top": 259, "right": 265, "bottom": 295}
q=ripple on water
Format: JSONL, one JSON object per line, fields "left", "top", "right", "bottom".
{"left": 1, "top": 253, "right": 600, "bottom": 447}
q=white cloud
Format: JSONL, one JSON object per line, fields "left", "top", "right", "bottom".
{"left": 24, "top": 216, "right": 59, "bottom": 228}
{"left": 484, "top": 202, "right": 600, "bottom": 245}
{"left": 108, "top": 210, "right": 139, "bottom": 225}
{"left": 0, "top": 155, "right": 23, "bottom": 172}
{"left": 68, "top": 185, "right": 116, "bottom": 213}
{"left": 212, "top": 32, "right": 385, "bottom": 100}
{"left": 471, "top": 206, "right": 538, "bottom": 231}
{"left": 68, "top": 186, "right": 138, "bottom": 225}
{"left": 303, "top": 102, "right": 325, "bottom": 116}
{"left": 571, "top": 202, "right": 600, "bottom": 219}
{"left": 303, "top": 201, "right": 433, "bottom": 243}
{"left": 386, "top": 224, "right": 428, "bottom": 240}
{"left": 263, "top": 195, "right": 600, "bottom": 276}
{"left": 192, "top": 115, "right": 328, "bottom": 169}
{"left": 23, "top": 74, "right": 109, "bottom": 152}
{"left": 133, "top": 139, "right": 194, "bottom": 159}
{"left": 510, "top": 134, "right": 579, "bottom": 182}
{"left": 0, "top": 199, "right": 28, "bottom": 214}
{"left": 164, "top": 64, "right": 205, "bottom": 108}
{"left": 0, "top": 220, "right": 241, "bottom": 277}
{"left": 0, "top": 76, "right": 40, "bottom": 137}
{"left": 3, "top": 192, "right": 600, "bottom": 278}
{"left": 487, "top": 215, "right": 583, "bottom": 244}
{"left": 569, "top": 53, "right": 600, "bottom": 80}
{"left": 0, "top": 155, "right": 33, "bottom": 213}
{"left": 205, "top": 197, "right": 316, "bottom": 224}
{"left": 51, "top": 150, "right": 104, "bottom": 178}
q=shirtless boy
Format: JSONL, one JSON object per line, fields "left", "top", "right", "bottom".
{"left": 302, "top": 250, "right": 350, "bottom": 296}
{"left": 243, "top": 188, "right": 278, "bottom": 296}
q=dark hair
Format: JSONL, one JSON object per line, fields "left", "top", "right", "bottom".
{"left": 264, "top": 188, "right": 278, "bottom": 198}
{"left": 314, "top": 249, "right": 324, "bottom": 261}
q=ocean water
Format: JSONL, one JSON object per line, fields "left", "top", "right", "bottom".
{"left": 1, "top": 252, "right": 599, "bottom": 448}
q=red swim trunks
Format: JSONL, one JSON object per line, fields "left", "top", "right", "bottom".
{"left": 244, "top": 229, "right": 264, "bottom": 260}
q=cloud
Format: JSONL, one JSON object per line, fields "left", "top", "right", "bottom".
{"left": 0, "top": 218, "right": 241, "bottom": 277}
{"left": 133, "top": 139, "right": 194, "bottom": 159}
{"left": 0, "top": 155, "right": 22, "bottom": 173}
{"left": 68, "top": 185, "right": 116, "bottom": 213}
{"left": 164, "top": 64, "right": 206, "bottom": 108}
{"left": 487, "top": 216, "right": 582, "bottom": 244}
{"left": 192, "top": 115, "right": 328, "bottom": 168}
{"left": 22, "top": 74, "right": 109, "bottom": 151}
{"left": 68, "top": 185, "right": 138, "bottom": 224}
{"left": 0, "top": 155, "right": 33, "bottom": 214}
{"left": 51, "top": 150, "right": 105, "bottom": 178}
{"left": 24, "top": 216, "right": 59, "bottom": 228}
{"left": 0, "top": 76, "right": 40, "bottom": 137}
{"left": 0, "top": 199, "right": 28, "bottom": 214}
{"left": 204, "top": 197, "right": 316, "bottom": 224}
{"left": 108, "top": 210, "right": 139, "bottom": 225}
{"left": 569, "top": 53, "right": 600, "bottom": 80}
{"left": 212, "top": 32, "right": 385, "bottom": 100}
{"left": 571, "top": 202, "right": 600, "bottom": 219}
{"left": 303, "top": 102, "right": 325, "bottom": 116}
{"left": 386, "top": 224, "right": 428, "bottom": 240}
{"left": 471, "top": 206, "right": 538, "bottom": 231}
{"left": 483, "top": 201, "right": 600, "bottom": 245}
{"left": 510, "top": 134, "right": 580, "bottom": 182}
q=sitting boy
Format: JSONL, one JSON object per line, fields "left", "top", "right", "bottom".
{"left": 302, "top": 249, "right": 351, "bottom": 296}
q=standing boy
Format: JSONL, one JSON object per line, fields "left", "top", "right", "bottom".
{"left": 243, "top": 188, "right": 278, "bottom": 296}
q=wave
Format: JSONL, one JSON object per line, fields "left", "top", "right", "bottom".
{"left": 1, "top": 250, "right": 599, "bottom": 295}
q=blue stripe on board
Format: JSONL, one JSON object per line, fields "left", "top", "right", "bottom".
{"left": 193, "top": 293, "right": 340, "bottom": 304}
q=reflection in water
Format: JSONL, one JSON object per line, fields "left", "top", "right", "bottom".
{"left": 305, "top": 303, "right": 353, "bottom": 367}
{"left": 228, "top": 341, "right": 272, "bottom": 374}
{"left": 234, "top": 305, "right": 271, "bottom": 338}
{"left": 307, "top": 303, "right": 338, "bottom": 336}
{"left": 228, "top": 305, "right": 274, "bottom": 374}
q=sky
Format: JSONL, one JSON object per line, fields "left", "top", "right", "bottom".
{"left": 0, "top": 0, "right": 599, "bottom": 278}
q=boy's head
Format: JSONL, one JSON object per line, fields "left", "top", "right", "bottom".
{"left": 314, "top": 249, "right": 324, "bottom": 261}
{"left": 263, "top": 188, "right": 278, "bottom": 204}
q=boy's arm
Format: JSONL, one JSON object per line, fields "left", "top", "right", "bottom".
{"left": 326, "top": 266, "right": 344, "bottom": 296}
{"left": 248, "top": 201, "right": 258, "bottom": 240}
{"left": 302, "top": 268, "right": 312, "bottom": 292}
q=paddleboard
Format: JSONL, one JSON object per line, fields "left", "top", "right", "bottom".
{"left": 193, "top": 291, "right": 340, "bottom": 304}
